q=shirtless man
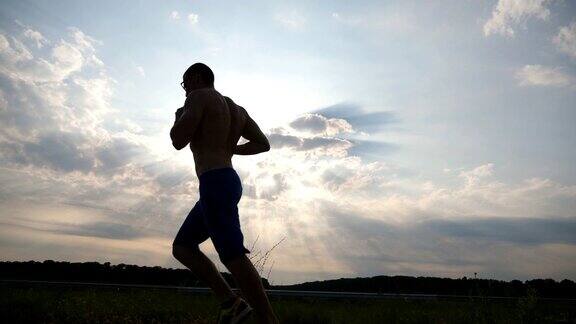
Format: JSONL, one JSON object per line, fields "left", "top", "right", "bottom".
{"left": 170, "top": 63, "right": 279, "bottom": 324}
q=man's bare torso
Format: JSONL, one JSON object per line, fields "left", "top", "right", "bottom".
{"left": 186, "top": 88, "right": 246, "bottom": 178}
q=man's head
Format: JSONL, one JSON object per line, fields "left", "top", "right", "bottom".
{"left": 182, "top": 62, "right": 214, "bottom": 94}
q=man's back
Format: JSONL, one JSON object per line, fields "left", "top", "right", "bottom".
{"left": 186, "top": 88, "right": 245, "bottom": 177}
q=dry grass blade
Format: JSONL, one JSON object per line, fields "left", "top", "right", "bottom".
{"left": 246, "top": 235, "right": 287, "bottom": 283}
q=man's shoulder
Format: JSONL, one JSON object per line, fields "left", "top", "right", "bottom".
{"left": 223, "top": 96, "right": 246, "bottom": 113}
{"left": 184, "top": 89, "right": 214, "bottom": 110}
{"left": 223, "top": 95, "right": 235, "bottom": 105}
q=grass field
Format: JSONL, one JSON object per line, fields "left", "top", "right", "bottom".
{"left": 1, "top": 286, "right": 575, "bottom": 324}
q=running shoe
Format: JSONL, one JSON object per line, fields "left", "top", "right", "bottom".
{"left": 217, "top": 295, "right": 253, "bottom": 324}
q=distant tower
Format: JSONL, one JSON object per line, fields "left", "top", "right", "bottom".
{"left": 474, "top": 272, "right": 477, "bottom": 279}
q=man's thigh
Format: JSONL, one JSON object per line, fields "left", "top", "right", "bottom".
{"left": 173, "top": 201, "right": 210, "bottom": 248}
{"left": 201, "top": 198, "right": 250, "bottom": 264}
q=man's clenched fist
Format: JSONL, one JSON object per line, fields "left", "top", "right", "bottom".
{"left": 175, "top": 107, "right": 184, "bottom": 120}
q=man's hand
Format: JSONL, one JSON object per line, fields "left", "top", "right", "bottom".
{"left": 233, "top": 106, "right": 270, "bottom": 155}
{"left": 170, "top": 93, "right": 205, "bottom": 150}
{"left": 175, "top": 107, "right": 184, "bottom": 121}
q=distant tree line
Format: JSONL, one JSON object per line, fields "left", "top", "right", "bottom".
{"left": 0, "top": 260, "right": 270, "bottom": 289}
{"left": 274, "top": 275, "right": 576, "bottom": 299}
{"left": 1, "top": 260, "right": 574, "bottom": 298}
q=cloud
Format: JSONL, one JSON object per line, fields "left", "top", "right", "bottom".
{"left": 331, "top": 10, "right": 416, "bottom": 34}
{"left": 169, "top": 11, "right": 180, "bottom": 20}
{"left": 300, "top": 136, "right": 352, "bottom": 153}
{"left": 0, "top": 34, "right": 33, "bottom": 64}
{"left": 312, "top": 103, "right": 396, "bottom": 134}
{"left": 253, "top": 173, "right": 289, "bottom": 201}
{"left": 289, "top": 113, "right": 353, "bottom": 136}
{"left": 135, "top": 65, "right": 145, "bottom": 77}
{"left": 483, "top": 0, "right": 553, "bottom": 37}
{"left": 302, "top": 159, "right": 576, "bottom": 279}
{"left": 267, "top": 121, "right": 355, "bottom": 157}
{"left": 410, "top": 164, "right": 575, "bottom": 220}
{"left": 459, "top": 163, "right": 494, "bottom": 187}
{"left": 268, "top": 132, "right": 352, "bottom": 158}
{"left": 274, "top": 10, "right": 306, "bottom": 30}
{"left": 56, "top": 221, "right": 145, "bottom": 240}
{"left": 553, "top": 21, "right": 576, "bottom": 59}
{"left": 421, "top": 217, "right": 576, "bottom": 246}
{"left": 5, "top": 218, "right": 147, "bottom": 240}
{"left": 15, "top": 20, "right": 49, "bottom": 49}
{"left": 295, "top": 160, "right": 576, "bottom": 235}
{"left": 95, "top": 136, "right": 147, "bottom": 171}
{"left": 515, "top": 64, "right": 574, "bottom": 87}
{"left": 188, "top": 13, "right": 199, "bottom": 25}
{"left": 265, "top": 104, "right": 396, "bottom": 163}
{"left": 0, "top": 23, "right": 153, "bottom": 178}
{"left": 80, "top": 153, "right": 576, "bottom": 281}
{"left": 316, "top": 201, "right": 576, "bottom": 278}
{"left": 0, "top": 22, "right": 166, "bottom": 215}
{"left": 267, "top": 132, "right": 301, "bottom": 148}
{"left": 23, "top": 28, "right": 48, "bottom": 48}
{"left": 68, "top": 27, "right": 101, "bottom": 50}
{"left": 347, "top": 139, "right": 396, "bottom": 161}
{"left": 52, "top": 40, "right": 84, "bottom": 76}
{"left": 319, "top": 157, "right": 391, "bottom": 194}
{"left": 0, "top": 28, "right": 102, "bottom": 83}
{"left": 22, "top": 131, "right": 95, "bottom": 172}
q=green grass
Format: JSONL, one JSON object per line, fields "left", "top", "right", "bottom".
{"left": 1, "top": 286, "right": 575, "bottom": 323}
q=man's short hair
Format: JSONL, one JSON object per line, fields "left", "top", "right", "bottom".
{"left": 183, "top": 62, "right": 214, "bottom": 86}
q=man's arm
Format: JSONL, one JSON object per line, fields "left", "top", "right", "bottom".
{"left": 170, "top": 94, "right": 204, "bottom": 150}
{"left": 234, "top": 107, "right": 270, "bottom": 155}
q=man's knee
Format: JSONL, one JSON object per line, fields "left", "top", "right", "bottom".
{"left": 172, "top": 243, "right": 201, "bottom": 261}
{"left": 219, "top": 250, "right": 248, "bottom": 266}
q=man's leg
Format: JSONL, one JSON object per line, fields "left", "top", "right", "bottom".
{"left": 223, "top": 254, "right": 279, "bottom": 324}
{"left": 172, "top": 244, "right": 237, "bottom": 303}
{"left": 173, "top": 201, "right": 237, "bottom": 303}
{"left": 199, "top": 168, "right": 278, "bottom": 322}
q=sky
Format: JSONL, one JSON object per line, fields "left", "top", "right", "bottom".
{"left": 0, "top": 0, "right": 575, "bottom": 285}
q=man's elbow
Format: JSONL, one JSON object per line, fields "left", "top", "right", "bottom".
{"left": 170, "top": 130, "right": 187, "bottom": 150}
{"left": 172, "top": 139, "right": 188, "bottom": 150}
{"left": 258, "top": 141, "right": 270, "bottom": 153}
{"left": 172, "top": 142, "right": 183, "bottom": 150}
{"left": 262, "top": 142, "right": 271, "bottom": 152}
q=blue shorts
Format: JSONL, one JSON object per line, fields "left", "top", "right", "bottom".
{"left": 173, "top": 167, "right": 250, "bottom": 264}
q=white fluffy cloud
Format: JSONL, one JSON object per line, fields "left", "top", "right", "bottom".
{"left": 136, "top": 65, "right": 145, "bottom": 77}
{"left": 554, "top": 21, "right": 576, "bottom": 59}
{"left": 23, "top": 28, "right": 47, "bottom": 48}
{"left": 169, "top": 11, "right": 180, "bottom": 20}
{"left": 483, "top": 0, "right": 553, "bottom": 37}
{"left": 188, "top": 13, "right": 199, "bottom": 25}
{"left": 15, "top": 20, "right": 49, "bottom": 49}
{"left": 289, "top": 113, "right": 353, "bottom": 136}
{"left": 267, "top": 130, "right": 352, "bottom": 158}
{"left": 0, "top": 27, "right": 103, "bottom": 83}
{"left": 515, "top": 64, "right": 574, "bottom": 87}
{"left": 0, "top": 23, "right": 182, "bottom": 221}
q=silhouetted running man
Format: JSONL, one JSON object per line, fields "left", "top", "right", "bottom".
{"left": 170, "top": 63, "right": 279, "bottom": 324}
